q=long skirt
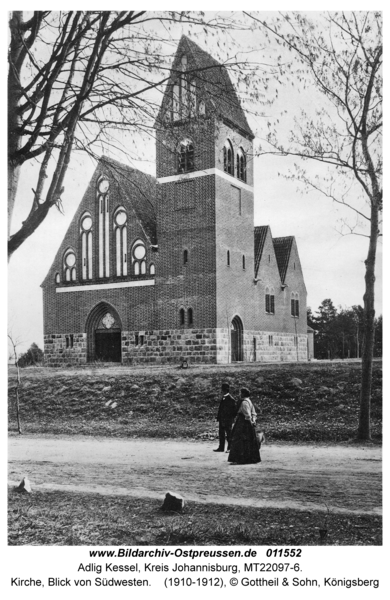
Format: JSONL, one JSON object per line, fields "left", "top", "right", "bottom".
{"left": 228, "top": 415, "right": 261, "bottom": 464}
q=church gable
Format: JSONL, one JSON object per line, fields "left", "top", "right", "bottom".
{"left": 273, "top": 236, "right": 294, "bottom": 284}
{"left": 255, "top": 225, "right": 281, "bottom": 285}
{"left": 42, "top": 157, "right": 157, "bottom": 288}
{"left": 282, "top": 238, "right": 307, "bottom": 295}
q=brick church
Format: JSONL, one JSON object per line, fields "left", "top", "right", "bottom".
{"left": 42, "top": 35, "right": 309, "bottom": 366}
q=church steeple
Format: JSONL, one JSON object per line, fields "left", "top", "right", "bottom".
{"left": 155, "top": 35, "right": 253, "bottom": 139}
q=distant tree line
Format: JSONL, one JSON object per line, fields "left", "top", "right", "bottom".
{"left": 17, "top": 342, "right": 44, "bottom": 368}
{"left": 308, "top": 299, "right": 382, "bottom": 360}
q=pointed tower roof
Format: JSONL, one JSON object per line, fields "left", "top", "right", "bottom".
{"left": 273, "top": 236, "right": 294, "bottom": 283}
{"left": 156, "top": 35, "right": 254, "bottom": 139}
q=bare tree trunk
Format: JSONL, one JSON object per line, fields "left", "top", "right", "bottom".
{"left": 8, "top": 11, "right": 24, "bottom": 239}
{"left": 8, "top": 334, "right": 23, "bottom": 434}
{"left": 357, "top": 204, "right": 379, "bottom": 440}
{"left": 15, "top": 370, "right": 22, "bottom": 435}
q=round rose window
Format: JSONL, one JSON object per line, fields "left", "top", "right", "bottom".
{"left": 115, "top": 211, "right": 127, "bottom": 226}
{"left": 133, "top": 244, "right": 146, "bottom": 260}
{"left": 65, "top": 252, "right": 76, "bottom": 267}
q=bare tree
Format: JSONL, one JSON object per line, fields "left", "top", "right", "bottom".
{"left": 248, "top": 11, "right": 382, "bottom": 440}
{"left": 8, "top": 333, "right": 23, "bottom": 434}
{"left": 8, "top": 11, "right": 265, "bottom": 259}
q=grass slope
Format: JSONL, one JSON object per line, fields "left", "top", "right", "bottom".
{"left": 8, "top": 361, "right": 382, "bottom": 442}
{"left": 8, "top": 488, "right": 382, "bottom": 546}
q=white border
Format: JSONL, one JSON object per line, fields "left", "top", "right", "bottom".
{"left": 157, "top": 167, "right": 254, "bottom": 192}
{"left": 56, "top": 279, "right": 155, "bottom": 293}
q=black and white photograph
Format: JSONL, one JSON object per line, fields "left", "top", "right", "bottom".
{"left": 6, "top": 4, "right": 385, "bottom": 592}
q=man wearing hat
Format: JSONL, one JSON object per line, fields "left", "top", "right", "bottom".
{"left": 214, "top": 383, "right": 237, "bottom": 452}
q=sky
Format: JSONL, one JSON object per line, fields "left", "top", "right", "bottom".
{"left": 7, "top": 9, "right": 383, "bottom": 355}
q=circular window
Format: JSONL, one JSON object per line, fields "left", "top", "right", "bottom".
{"left": 115, "top": 211, "right": 127, "bottom": 226}
{"left": 98, "top": 179, "right": 109, "bottom": 193}
{"left": 65, "top": 252, "right": 76, "bottom": 267}
{"left": 133, "top": 244, "right": 146, "bottom": 260}
{"left": 82, "top": 216, "right": 92, "bottom": 231}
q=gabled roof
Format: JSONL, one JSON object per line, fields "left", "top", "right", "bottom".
{"left": 254, "top": 225, "right": 270, "bottom": 277}
{"left": 156, "top": 35, "right": 254, "bottom": 139}
{"left": 273, "top": 236, "right": 294, "bottom": 283}
{"left": 100, "top": 157, "right": 157, "bottom": 245}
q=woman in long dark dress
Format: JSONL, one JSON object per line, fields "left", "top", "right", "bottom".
{"left": 228, "top": 388, "right": 261, "bottom": 464}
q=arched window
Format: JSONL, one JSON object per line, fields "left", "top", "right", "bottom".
{"left": 150, "top": 263, "right": 155, "bottom": 276}
{"left": 55, "top": 273, "right": 60, "bottom": 284}
{"left": 183, "top": 249, "right": 188, "bottom": 265}
{"left": 97, "top": 177, "right": 110, "bottom": 278}
{"left": 223, "top": 140, "right": 234, "bottom": 175}
{"left": 179, "top": 308, "right": 185, "bottom": 326}
{"left": 242, "top": 255, "right": 246, "bottom": 270}
{"left": 80, "top": 212, "right": 93, "bottom": 280}
{"left": 188, "top": 308, "right": 193, "bottom": 326}
{"left": 178, "top": 139, "right": 194, "bottom": 173}
{"left": 64, "top": 249, "right": 77, "bottom": 282}
{"left": 236, "top": 148, "right": 246, "bottom": 182}
{"left": 114, "top": 207, "right": 127, "bottom": 277}
{"left": 227, "top": 250, "right": 230, "bottom": 266}
{"left": 132, "top": 239, "right": 146, "bottom": 276}
{"left": 291, "top": 292, "right": 299, "bottom": 317}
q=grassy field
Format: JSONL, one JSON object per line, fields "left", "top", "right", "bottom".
{"left": 8, "top": 361, "right": 382, "bottom": 443}
{"left": 8, "top": 488, "right": 382, "bottom": 546}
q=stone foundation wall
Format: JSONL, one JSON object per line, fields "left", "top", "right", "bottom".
{"left": 44, "top": 333, "right": 87, "bottom": 367}
{"left": 121, "top": 328, "right": 218, "bottom": 364}
{"left": 44, "top": 328, "right": 308, "bottom": 366}
{"left": 216, "top": 329, "right": 308, "bottom": 363}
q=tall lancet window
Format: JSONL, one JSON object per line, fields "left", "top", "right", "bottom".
{"left": 81, "top": 213, "right": 93, "bottom": 280}
{"left": 172, "top": 54, "right": 197, "bottom": 121}
{"left": 223, "top": 140, "right": 234, "bottom": 175}
{"left": 97, "top": 178, "right": 110, "bottom": 278}
{"left": 236, "top": 148, "right": 247, "bottom": 182}
{"left": 188, "top": 79, "right": 196, "bottom": 116}
{"left": 64, "top": 249, "right": 77, "bottom": 282}
{"left": 114, "top": 207, "right": 128, "bottom": 277}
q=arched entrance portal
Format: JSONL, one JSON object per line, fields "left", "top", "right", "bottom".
{"left": 231, "top": 315, "right": 243, "bottom": 362}
{"left": 85, "top": 302, "right": 122, "bottom": 363}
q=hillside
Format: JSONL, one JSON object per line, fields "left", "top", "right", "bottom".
{"left": 8, "top": 361, "right": 382, "bottom": 442}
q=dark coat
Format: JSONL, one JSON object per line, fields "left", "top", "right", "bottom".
{"left": 217, "top": 393, "right": 237, "bottom": 424}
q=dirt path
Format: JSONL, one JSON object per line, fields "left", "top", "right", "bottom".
{"left": 8, "top": 435, "right": 382, "bottom": 516}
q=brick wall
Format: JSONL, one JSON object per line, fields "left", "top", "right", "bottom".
{"left": 214, "top": 121, "right": 257, "bottom": 332}
{"left": 156, "top": 173, "right": 217, "bottom": 330}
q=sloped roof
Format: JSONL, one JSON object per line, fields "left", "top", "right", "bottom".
{"left": 100, "top": 157, "right": 157, "bottom": 245}
{"left": 273, "top": 236, "right": 294, "bottom": 283}
{"left": 156, "top": 35, "right": 254, "bottom": 139}
{"left": 254, "top": 225, "right": 270, "bottom": 277}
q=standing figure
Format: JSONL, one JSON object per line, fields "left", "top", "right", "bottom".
{"left": 214, "top": 383, "right": 237, "bottom": 452}
{"left": 228, "top": 388, "right": 261, "bottom": 464}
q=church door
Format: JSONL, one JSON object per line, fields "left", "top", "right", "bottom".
{"left": 85, "top": 303, "right": 122, "bottom": 363}
{"left": 231, "top": 316, "right": 243, "bottom": 362}
{"left": 95, "top": 331, "right": 121, "bottom": 362}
